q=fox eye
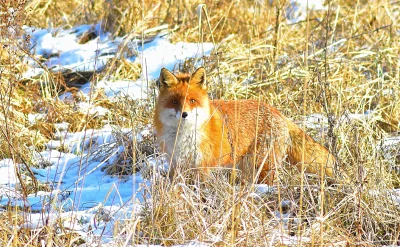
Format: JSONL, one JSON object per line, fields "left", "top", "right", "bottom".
{"left": 189, "top": 99, "right": 196, "bottom": 104}
{"left": 172, "top": 99, "right": 178, "bottom": 104}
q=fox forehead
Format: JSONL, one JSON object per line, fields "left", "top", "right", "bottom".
{"left": 160, "top": 80, "right": 208, "bottom": 100}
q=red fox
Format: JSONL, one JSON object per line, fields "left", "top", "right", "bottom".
{"left": 154, "top": 67, "right": 335, "bottom": 184}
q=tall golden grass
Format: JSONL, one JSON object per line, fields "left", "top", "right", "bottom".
{"left": 0, "top": 0, "right": 399, "bottom": 246}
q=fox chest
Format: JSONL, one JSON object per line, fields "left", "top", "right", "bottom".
{"left": 158, "top": 127, "right": 204, "bottom": 166}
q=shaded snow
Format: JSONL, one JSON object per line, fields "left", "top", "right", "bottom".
{"left": 1, "top": 1, "right": 399, "bottom": 245}
{"left": 2, "top": 22, "right": 212, "bottom": 246}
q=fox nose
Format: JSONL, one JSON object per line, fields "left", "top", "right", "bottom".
{"left": 182, "top": 112, "right": 188, "bottom": 119}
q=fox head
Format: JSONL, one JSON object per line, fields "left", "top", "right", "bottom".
{"left": 155, "top": 67, "right": 210, "bottom": 128}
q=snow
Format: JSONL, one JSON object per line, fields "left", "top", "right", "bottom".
{"left": 1, "top": 0, "right": 399, "bottom": 245}
{"left": 0, "top": 159, "right": 18, "bottom": 187}
{"left": 91, "top": 79, "right": 150, "bottom": 99}
{"left": 24, "top": 25, "right": 213, "bottom": 85}
{"left": 139, "top": 38, "right": 213, "bottom": 81}
{"left": 25, "top": 23, "right": 111, "bottom": 73}
{"left": 2, "top": 21, "right": 213, "bottom": 246}
{"left": 286, "top": 0, "right": 328, "bottom": 24}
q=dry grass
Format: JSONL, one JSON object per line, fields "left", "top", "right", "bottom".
{"left": 0, "top": 0, "right": 399, "bottom": 246}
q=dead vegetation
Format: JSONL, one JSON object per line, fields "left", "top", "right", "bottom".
{"left": 0, "top": 0, "right": 399, "bottom": 246}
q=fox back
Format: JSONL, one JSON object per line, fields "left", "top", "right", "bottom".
{"left": 154, "top": 67, "right": 335, "bottom": 183}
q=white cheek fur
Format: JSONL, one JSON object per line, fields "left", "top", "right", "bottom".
{"left": 184, "top": 107, "right": 209, "bottom": 127}
{"left": 158, "top": 105, "right": 210, "bottom": 167}
{"left": 175, "top": 111, "right": 181, "bottom": 119}
{"left": 159, "top": 108, "right": 178, "bottom": 126}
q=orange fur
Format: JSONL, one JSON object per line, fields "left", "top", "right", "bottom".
{"left": 154, "top": 67, "right": 335, "bottom": 184}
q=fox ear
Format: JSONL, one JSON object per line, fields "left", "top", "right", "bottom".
{"left": 159, "top": 68, "right": 178, "bottom": 88}
{"left": 190, "top": 67, "right": 207, "bottom": 89}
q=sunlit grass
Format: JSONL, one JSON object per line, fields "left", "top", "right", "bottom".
{"left": 0, "top": 0, "right": 399, "bottom": 246}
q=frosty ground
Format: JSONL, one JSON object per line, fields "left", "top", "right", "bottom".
{"left": 0, "top": 22, "right": 217, "bottom": 245}
{"left": 1, "top": 1, "right": 400, "bottom": 246}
